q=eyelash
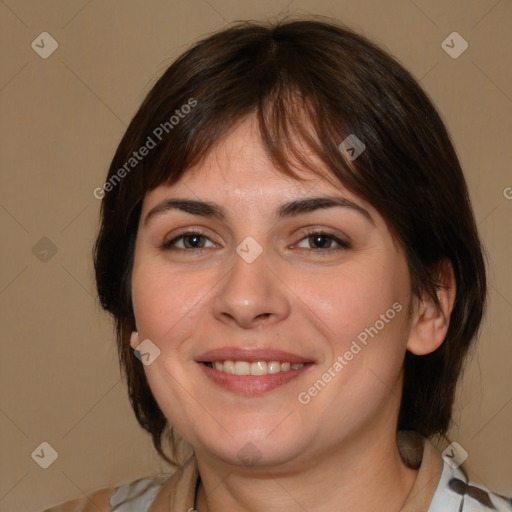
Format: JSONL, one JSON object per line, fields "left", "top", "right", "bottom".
{"left": 160, "top": 228, "right": 351, "bottom": 254}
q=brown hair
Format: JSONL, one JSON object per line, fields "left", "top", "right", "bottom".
{"left": 93, "top": 17, "right": 486, "bottom": 464}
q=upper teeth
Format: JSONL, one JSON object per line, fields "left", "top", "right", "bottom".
{"left": 208, "top": 361, "right": 305, "bottom": 375}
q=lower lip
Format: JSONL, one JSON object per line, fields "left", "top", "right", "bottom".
{"left": 198, "top": 363, "right": 312, "bottom": 395}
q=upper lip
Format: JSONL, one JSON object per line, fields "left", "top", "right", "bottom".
{"left": 196, "top": 347, "right": 313, "bottom": 364}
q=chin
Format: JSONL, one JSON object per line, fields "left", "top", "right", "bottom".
{"left": 195, "top": 428, "right": 311, "bottom": 470}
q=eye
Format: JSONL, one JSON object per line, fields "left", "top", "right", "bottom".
{"left": 295, "top": 230, "right": 351, "bottom": 252}
{"left": 161, "top": 231, "right": 217, "bottom": 250}
{"left": 160, "top": 229, "right": 350, "bottom": 253}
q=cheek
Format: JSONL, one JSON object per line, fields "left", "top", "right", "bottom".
{"left": 131, "top": 261, "right": 212, "bottom": 342}
{"left": 297, "top": 255, "right": 411, "bottom": 385}
{"left": 130, "top": 263, "right": 208, "bottom": 432}
{"left": 298, "top": 265, "right": 403, "bottom": 341}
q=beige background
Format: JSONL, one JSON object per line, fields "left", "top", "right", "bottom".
{"left": 0, "top": 0, "right": 511, "bottom": 510}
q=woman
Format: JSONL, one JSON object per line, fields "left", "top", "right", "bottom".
{"left": 43, "top": 17, "right": 511, "bottom": 512}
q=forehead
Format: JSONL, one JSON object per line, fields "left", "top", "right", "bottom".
{"left": 142, "top": 115, "right": 372, "bottom": 214}
{"left": 180, "top": 116, "right": 309, "bottom": 188}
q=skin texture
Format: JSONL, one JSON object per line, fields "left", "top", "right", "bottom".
{"left": 130, "top": 115, "right": 456, "bottom": 512}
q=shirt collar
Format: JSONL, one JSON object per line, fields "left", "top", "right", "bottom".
{"left": 148, "top": 455, "right": 199, "bottom": 512}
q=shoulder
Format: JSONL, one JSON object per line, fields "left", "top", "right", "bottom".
{"left": 39, "top": 475, "right": 169, "bottom": 512}
{"left": 39, "top": 486, "right": 115, "bottom": 512}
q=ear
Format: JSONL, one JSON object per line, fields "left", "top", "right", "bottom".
{"left": 130, "top": 331, "right": 140, "bottom": 350}
{"left": 407, "top": 261, "right": 457, "bottom": 356}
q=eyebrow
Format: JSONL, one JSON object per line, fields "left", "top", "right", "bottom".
{"left": 143, "top": 196, "right": 374, "bottom": 228}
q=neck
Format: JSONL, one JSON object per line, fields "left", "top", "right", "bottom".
{"left": 194, "top": 427, "right": 419, "bottom": 512}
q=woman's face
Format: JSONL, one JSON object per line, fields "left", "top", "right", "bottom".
{"left": 131, "top": 116, "right": 417, "bottom": 470}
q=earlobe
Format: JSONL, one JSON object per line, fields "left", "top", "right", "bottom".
{"left": 407, "top": 261, "right": 457, "bottom": 356}
{"left": 130, "top": 331, "right": 140, "bottom": 349}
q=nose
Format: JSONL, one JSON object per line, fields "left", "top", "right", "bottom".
{"left": 211, "top": 246, "right": 291, "bottom": 330}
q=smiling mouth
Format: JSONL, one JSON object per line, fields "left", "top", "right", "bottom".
{"left": 203, "top": 360, "right": 306, "bottom": 376}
